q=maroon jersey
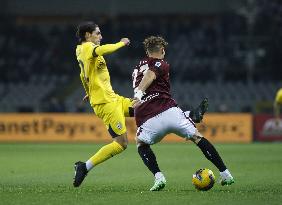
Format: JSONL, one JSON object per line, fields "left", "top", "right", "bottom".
{"left": 132, "top": 57, "right": 177, "bottom": 127}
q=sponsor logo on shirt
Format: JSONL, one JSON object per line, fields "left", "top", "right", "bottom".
{"left": 141, "top": 93, "right": 160, "bottom": 103}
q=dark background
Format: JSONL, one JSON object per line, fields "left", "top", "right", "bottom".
{"left": 0, "top": 0, "right": 281, "bottom": 113}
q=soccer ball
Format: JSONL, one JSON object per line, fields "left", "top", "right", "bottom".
{"left": 192, "top": 168, "right": 215, "bottom": 191}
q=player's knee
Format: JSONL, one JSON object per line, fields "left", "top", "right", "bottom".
{"left": 118, "top": 139, "right": 128, "bottom": 150}
{"left": 121, "top": 142, "right": 128, "bottom": 149}
{"left": 190, "top": 131, "right": 203, "bottom": 144}
{"left": 136, "top": 142, "right": 147, "bottom": 148}
{"left": 116, "top": 141, "right": 128, "bottom": 150}
{"left": 135, "top": 136, "right": 147, "bottom": 148}
{"left": 115, "top": 133, "right": 128, "bottom": 149}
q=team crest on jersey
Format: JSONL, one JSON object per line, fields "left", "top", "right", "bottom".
{"left": 155, "top": 62, "right": 161, "bottom": 67}
{"left": 97, "top": 58, "right": 106, "bottom": 69}
{"left": 116, "top": 122, "right": 122, "bottom": 130}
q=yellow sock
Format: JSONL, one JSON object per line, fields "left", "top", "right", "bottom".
{"left": 89, "top": 141, "right": 124, "bottom": 166}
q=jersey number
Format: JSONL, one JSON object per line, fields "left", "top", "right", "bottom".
{"left": 78, "top": 60, "right": 88, "bottom": 82}
{"left": 132, "top": 64, "right": 149, "bottom": 88}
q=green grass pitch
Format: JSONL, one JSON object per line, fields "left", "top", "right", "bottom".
{"left": 0, "top": 142, "right": 282, "bottom": 205}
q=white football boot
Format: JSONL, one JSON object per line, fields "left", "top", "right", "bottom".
{"left": 150, "top": 172, "right": 166, "bottom": 191}
{"left": 219, "top": 169, "right": 235, "bottom": 186}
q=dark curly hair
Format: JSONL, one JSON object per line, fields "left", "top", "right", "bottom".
{"left": 76, "top": 21, "right": 98, "bottom": 43}
{"left": 143, "top": 36, "right": 168, "bottom": 54}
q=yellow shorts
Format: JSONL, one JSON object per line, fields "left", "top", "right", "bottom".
{"left": 93, "top": 95, "right": 134, "bottom": 137}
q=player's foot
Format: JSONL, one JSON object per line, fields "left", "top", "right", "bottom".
{"left": 150, "top": 175, "right": 166, "bottom": 191}
{"left": 73, "top": 161, "right": 88, "bottom": 187}
{"left": 220, "top": 177, "right": 235, "bottom": 186}
{"left": 219, "top": 170, "right": 234, "bottom": 186}
{"left": 190, "top": 97, "right": 209, "bottom": 123}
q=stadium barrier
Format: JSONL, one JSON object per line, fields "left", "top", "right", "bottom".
{"left": 0, "top": 113, "right": 252, "bottom": 143}
{"left": 254, "top": 114, "right": 282, "bottom": 141}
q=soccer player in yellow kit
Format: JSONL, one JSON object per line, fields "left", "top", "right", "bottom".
{"left": 274, "top": 88, "right": 282, "bottom": 124}
{"left": 73, "top": 21, "right": 134, "bottom": 187}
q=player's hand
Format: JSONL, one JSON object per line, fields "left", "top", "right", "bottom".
{"left": 82, "top": 95, "right": 89, "bottom": 102}
{"left": 132, "top": 98, "right": 141, "bottom": 108}
{"left": 120, "top": 38, "right": 130, "bottom": 46}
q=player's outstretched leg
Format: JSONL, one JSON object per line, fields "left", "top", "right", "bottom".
{"left": 73, "top": 141, "right": 125, "bottom": 187}
{"left": 137, "top": 144, "right": 166, "bottom": 191}
{"left": 188, "top": 97, "right": 209, "bottom": 123}
{"left": 193, "top": 135, "right": 234, "bottom": 186}
{"left": 73, "top": 161, "right": 88, "bottom": 187}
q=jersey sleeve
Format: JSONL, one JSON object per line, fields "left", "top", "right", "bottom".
{"left": 149, "top": 60, "right": 164, "bottom": 78}
{"left": 94, "top": 42, "right": 125, "bottom": 56}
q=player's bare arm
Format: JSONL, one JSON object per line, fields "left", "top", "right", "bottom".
{"left": 133, "top": 70, "right": 156, "bottom": 108}
{"left": 137, "top": 70, "right": 156, "bottom": 93}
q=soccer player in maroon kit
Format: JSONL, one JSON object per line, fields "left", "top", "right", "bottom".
{"left": 132, "top": 36, "right": 234, "bottom": 191}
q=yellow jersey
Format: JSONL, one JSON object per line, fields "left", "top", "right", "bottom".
{"left": 275, "top": 88, "right": 282, "bottom": 104}
{"left": 76, "top": 41, "right": 125, "bottom": 105}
